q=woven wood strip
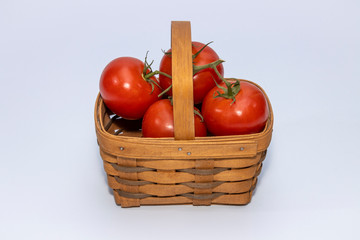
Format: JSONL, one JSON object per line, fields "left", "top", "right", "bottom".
{"left": 101, "top": 150, "right": 266, "bottom": 170}
{"left": 100, "top": 149, "right": 117, "bottom": 163}
{"left": 136, "top": 157, "right": 261, "bottom": 169}
{"left": 137, "top": 159, "right": 194, "bottom": 169}
{"left": 105, "top": 163, "right": 262, "bottom": 184}
{"left": 119, "top": 150, "right": 266, "bottom": 163}
{"left": 137, "top": 171, "right": 194, "bottom": 184}
{"left": 105, "top": 160, "right": 263, "bottom": 175}
{"left": 108, "top": 177, "right": 256, "bottom": 195}
{"left": 114, "top": 191, "right": 255, "bottom": 206}
{"left": 114, "top": 176, "right": 152, "bottom": 186}
{"left": 214, "top": 165, "right": 259, "bottom": 182}
{"left": 104, "top": 114, "right": 118, "bottom": 131}
{"left": 103, "top": 158, "right": 264, "bottom": 177}
{"left": 255, "top": 163, "right": 263, "bottom": 177}
{"left": 97, "top": 136, "right": 259, "bottom": 160}
{"left": 213, "top": 180, "right": 253, "bottom": 193}
{"left": 110, "top": 163, "right": 153, "bottom": 173}
{"left": 212, "top": 154, "right": 264, "bottom": 168}
{"left": 116, "top": 190, "right": 152, "bottom": 199}
{"left": 115, "top": 190, "right": 226, "bottom": 201}
{"left": 193, "top": 159, "right": 214, "bottom": 205}
{"left": 182, "top": 181, "right": 224, "bottom": 189}
{"left": 183, "top": 192, "right": 225, "bottom": 200}
{"left": 118, "top": 152, "right": 265, "bottom": 169}
{"left": 139, "top": 184, "right": 192, "bottom": 197}
{"left": 140, "top": 196, "right": 193, "bottom": 205}
{"left": 112, "top": 176, "right": 258, "bottom": 206}
{"left": 212, "top": 192, "right": 252, "bottom": 205}
{"left": 177, "top": 168, "right": 227, "bottom": 175}
{"left": 115, "top": 157, "right": 140, "bottom": 207}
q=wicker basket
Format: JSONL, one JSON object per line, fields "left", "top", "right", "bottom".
{"left": 94, "top": 21, "right": 273, "bottom": 207}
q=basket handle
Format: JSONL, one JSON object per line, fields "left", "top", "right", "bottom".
{"left": 171, "top": 21, "right": 195, "bottom": 140}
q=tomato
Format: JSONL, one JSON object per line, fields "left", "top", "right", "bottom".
{"left": 159, "top": 41, "right": 224, "bottom": 104}
{"left": 201, "top": 80, "right": 269, "bottom": 136}
{"left": 99, "top": 57, "right": 161, "bottom": 120}
{"left": 142, "top": 99, "right": 207, "bottom": 138}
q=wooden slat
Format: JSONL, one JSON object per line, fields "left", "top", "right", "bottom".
{"left": 104, "top": 163, "right": 262, "bottom": 183}
{"left": 140, "top": 196, "right": 192, "bottom": 205}
{"left": 104, "top": 152, "right": 264, "bottom": 170}
{"left": 213, "top": 180, "right": 254, "bottom": 193}
{"left": 138, "top": 171, "right": 194, "bottom": 184}
{"left": 212, "top": 192, "right": 252, "bottom": 205}
{"left": 171, "top": 21, "right": 195, "bottom": 140}
{"left": 103, "top": 161, "right": 118, "bottom": 175}
{"left": 100, "top": 149, "right": 117, "bottom": 163}
{"left": 137, "top": 159, "right": 194, "bottom": 170}
{"left": 214, "top": 166, "right": 259, "bottom": 182}
{"left": 116, "top": 192, "right": 253, "bottom": 206}
{"left": 97, "top": 136, "right": 258, "bottom": 159}
{"left": 213, "top": 154, "right": 263, "bottom": 168}
{"left": 140, "top": 183, "right": 192, "bottom": 196}
{"left": 193, "top": 160, "right": 214, "bottom": 206}
{"left": 108, "top": 176, "right": 255, "bottom": 195}
{"left": 115, "top": 157, "right": 139, "bottom": 207}
{"left": 108, "top": 174, "right": 256, "bottom": 196}
{"left": 109, "top": 179, "right": 256, "bottom": 196}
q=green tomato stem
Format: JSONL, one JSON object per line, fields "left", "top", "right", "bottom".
{"left": 158, "top": 84, "right": 172, "bottom": 98}
{"left": 192, "top": 41, "right": 213, "bottom": 60}
{"left": 193, "top": 59, "right": 225, "bottom": 75}
{"left": 144, "top": 70, "right": 172, "bottom": 80}
{"left": 210, "top": 64, "right": 241, "bottom": 104}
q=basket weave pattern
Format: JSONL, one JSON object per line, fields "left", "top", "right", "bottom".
{"left": 95, "top": 94, "right": 272, "bottom": 207}
{"left": 94, "top": 22, "right": 273, "bottom": 207}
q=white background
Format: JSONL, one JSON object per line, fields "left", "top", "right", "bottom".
{"left": 1, "top": 0, "right": 359, "bottom": 239}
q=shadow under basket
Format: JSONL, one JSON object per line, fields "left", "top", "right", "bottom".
{"left": 94, "top": 22, "right": 273, "bottom": 207}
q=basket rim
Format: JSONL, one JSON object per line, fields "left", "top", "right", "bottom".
{"left": 94, "top": 78, "right": 273, "bottom": 145}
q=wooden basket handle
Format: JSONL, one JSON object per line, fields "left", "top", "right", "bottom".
{"left": 171, "top": 21, "right": 195, "bottom": 140}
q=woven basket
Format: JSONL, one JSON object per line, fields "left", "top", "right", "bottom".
{"left": 94, "top": 21, "right": 273, "bottom": 207}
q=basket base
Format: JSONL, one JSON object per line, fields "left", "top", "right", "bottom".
{"left": 112, "top": 183, "right": 257, "bottom": 208}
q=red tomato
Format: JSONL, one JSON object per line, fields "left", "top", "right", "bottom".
{"left": 142, "top": 99, "right": 207, "bottom": 138}
{"left": 202, "top": 80, "right": 269, "bottom": 136}
{"left": 99, "top": 57, "right": 161, "bottom": 120}
{"left": 159, "top": 41, "right": 224, "bottom": 104}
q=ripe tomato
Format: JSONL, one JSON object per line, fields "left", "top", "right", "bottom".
{"left": 142, "top": 99, "right": 207, "bottom": 138}
{"left": 202, "top": 80, "right": 269, "bottom": 136}
{"left": 159, "top": 41, "right": 224, "bottom": 104}
{"left": 99, "top": 57, "right": 161, "bottom": 120}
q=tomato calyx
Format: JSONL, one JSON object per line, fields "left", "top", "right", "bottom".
{"left": 141, "top": 52, "right": 171, "bottom": 94}
{"left": 210, "top": 63, "right": 241, "bottom": 104}
{"left": 213, "top": 78, "right": 241, "bottom": 104}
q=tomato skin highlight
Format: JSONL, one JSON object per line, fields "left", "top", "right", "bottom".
{"left": 99, "top": 57, "right": 161, "bottom": 120}
{"left": 201, "top": 81, "right": 269, "bottom": 136}
{"left": 142, "top": 99, "right": 207, "bottom": 138}
{"left": 159, "top": 41, "right": 224, "bottom": 104}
